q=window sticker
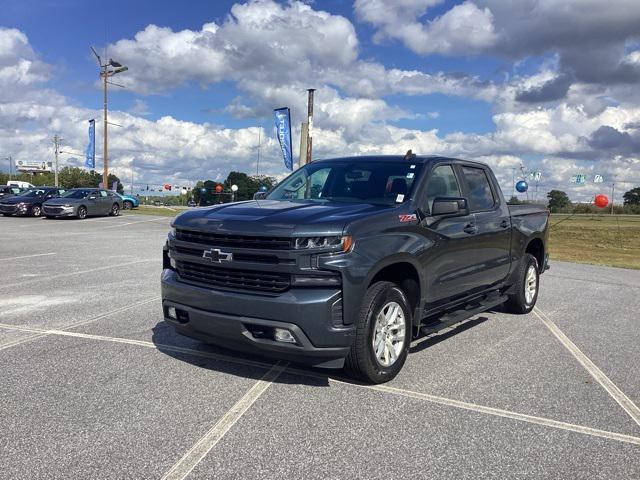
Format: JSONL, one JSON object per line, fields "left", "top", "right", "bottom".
{"left": 395, "top": 194, "right": 405, "bottom": 203}
{"left": 410, "top": 164, "right": 416, "bottom": 169}
{"left": 406, "top": 172, "right": 415, "bottom": 179}
{"left": 399, "top": 214, "right": 417, "bottom": 222}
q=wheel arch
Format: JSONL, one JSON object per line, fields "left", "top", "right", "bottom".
{"left": 365, "top": 256, "right": 424, "bottom": 327}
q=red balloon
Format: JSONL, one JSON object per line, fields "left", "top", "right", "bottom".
{"left": 215, "top": 184, "right": 223, "bottom": 193}
{"left": 594, "top": 194, "right": 609, "bottom": 208}
{"left": 163, "top": 183, "right": 171, "bottom": 191}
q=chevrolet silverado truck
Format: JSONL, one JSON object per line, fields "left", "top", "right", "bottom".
{"left": 162, "top": 155, "right": 549, "bottom": 383}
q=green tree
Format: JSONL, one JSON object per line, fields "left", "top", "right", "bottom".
{"left": 623, "top": 187, "right": 640, "bottom": 205}
{"left": 546, "top": 190, "right": 571, "bottom": 212}
{"left": 508, "top": 195, "right": 523, "bottom": 205}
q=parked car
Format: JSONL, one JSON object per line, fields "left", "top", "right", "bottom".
{"left": 7, "top": 181, "right": 34, "bottom": 189}
{"left": 162, "top": 155, "right": 550, "bottom": 383}
{"left": 114, "top": 192, "right": 139, "bottom": 210}
{"left": 0, "top": 186, "right": 66, "bottom": 217}
{"left": 43, "top": 188, "right": 121, "bottom": 219}
{"left": 0, "top": 185, "right": 25, "bottom": 199}
{"left": 187, "top": 200, "right": 197, "bottom": 207}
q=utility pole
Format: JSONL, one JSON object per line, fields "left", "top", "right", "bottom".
{"left": 511, "top": 167, "right": 516, "bottom": 198}
{"left": 53, "top": 135, "right": 61, "bottom": 187}
{"left": 305, "top": 89, "right": 316, "bottom": 164}
{"left": 611, "top": 183, "right": 615, "bottom": 215}
{"left": 91, "top": 46, "right": 128, "bottom": 190}
{"left": 130, "top": 163, "right": 134, "bottom": 195}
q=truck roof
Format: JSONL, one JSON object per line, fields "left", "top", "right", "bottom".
{"left": 313, "top": 155, "right": 489, "bottom": 168}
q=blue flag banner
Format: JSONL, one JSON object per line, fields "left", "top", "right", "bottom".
{"left": 85, "top": 119, "right": 95, "bottom": 169}
{"left": 274, "top": 107, "right": 293, "bottom": 171}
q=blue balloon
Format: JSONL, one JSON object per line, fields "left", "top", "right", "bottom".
{"left": 259, "top": 185, "right": 268, "bottom": 192}
{"left": 516, "top": 180, "right": 528, "bottom": 193}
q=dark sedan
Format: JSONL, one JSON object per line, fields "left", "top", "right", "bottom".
{"left": 0, "top": 187, "right": 66, "bottom": 217}
{"left": 43, "top": 188, "right": 121, "bottom": 219}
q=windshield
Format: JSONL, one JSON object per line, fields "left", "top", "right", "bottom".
{"left": 267, "top": 160, "right": 424, "bottom": 205}
{"left": 17, "top": 189, "right": 45, "bottom": 198}
{"left": 63, "top": 189, "right": 93, "bottom": 199}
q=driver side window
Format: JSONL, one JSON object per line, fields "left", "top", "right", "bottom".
{"left": 425, "top": 165, "right": 461, "bottom": 212}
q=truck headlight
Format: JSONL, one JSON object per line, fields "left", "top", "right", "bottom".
{"left": 293, "top": 235, "right": 353, "bottom": 252}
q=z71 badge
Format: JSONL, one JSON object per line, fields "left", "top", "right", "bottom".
{"left": 398, "top": 214, "right": 417, "bottom": 223}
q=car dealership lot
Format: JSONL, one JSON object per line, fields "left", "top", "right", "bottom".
{"left": 0, "top": 214, "right": 638, "bottom": 479}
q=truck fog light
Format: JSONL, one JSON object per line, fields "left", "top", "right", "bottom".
{"left": 274, "top": 328, "right": 296, "bottom": 343}
{"left": 167, "top": 306, "right": 177, "bottom": 320}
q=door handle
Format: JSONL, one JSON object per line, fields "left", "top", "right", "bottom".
{"left": 500, "top": 219, "right": 510, "bottom": 228}
{"left": 463, "top": 223, "right": 477, "bottom": 234}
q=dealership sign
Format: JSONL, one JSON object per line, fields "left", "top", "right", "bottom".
{"left": 15, "top": 160, "right": 53, "bottom": 173}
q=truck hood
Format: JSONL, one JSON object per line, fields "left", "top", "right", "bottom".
{"left": 173, "top": 199, "right": 394, "bottom": 236}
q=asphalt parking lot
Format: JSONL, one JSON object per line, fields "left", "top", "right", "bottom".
{"left": 0, "top": 213, "right": 638, "bottom": 479}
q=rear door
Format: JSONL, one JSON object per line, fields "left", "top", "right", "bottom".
{"left": 456, "top": 164, "right": 511, "bottom": 290}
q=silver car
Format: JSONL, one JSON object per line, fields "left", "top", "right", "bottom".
{"left": 43, "top": 188, "right": 121, "bottom": 219}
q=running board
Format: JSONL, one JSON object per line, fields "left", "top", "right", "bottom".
{"left": 420, "top": 294, "right": 508, "bottom": 336}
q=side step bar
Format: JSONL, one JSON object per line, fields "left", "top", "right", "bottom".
{"left": 420, "top": 293, "right": 508, "bottom": 336}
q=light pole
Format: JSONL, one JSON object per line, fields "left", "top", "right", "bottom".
{"left": 231, "top": 184, "right": 238, "bottom": 202}
{"left": 4, "top": 156, "right": 12, "bottom": 180}
{"left": 91, "top": 47, "right": 128, "bottom": 190}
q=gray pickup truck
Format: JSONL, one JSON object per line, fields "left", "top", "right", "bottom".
{"left": 162, "top": 155, "right": 549, "bottom": 383}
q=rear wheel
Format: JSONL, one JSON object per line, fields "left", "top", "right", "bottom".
{"left": 504, "top": 253, "right": 539, "bottom": 314}
{"left": 31, "top": 205, "right": 42, "bottom": 217}
{"left": 77, "top": 206, "right": 87, "bottom": 220}
{"left": 122, "top": 200, "right": 133, "bottom": 210}
{"left": 345, "top": 281, "right": 412, "bottom": 384}
{"left": 110, "top": 203, "right": 120, "bottom": 216}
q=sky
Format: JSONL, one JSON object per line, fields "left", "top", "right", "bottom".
{"left": 1, "top": 0, "right": 639, "bottom": 201}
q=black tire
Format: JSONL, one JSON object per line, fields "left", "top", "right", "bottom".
{"left": 77, "top": 206, "right": 87, "bottom": 220}
{"left": 504, "top": 253, "right": 539, "bottom": 314}
{"left": 345, "top": 281, "right": 412, "bottom": 384}
{"left": 31, "top": 205, "right": 42, "bottom": 217}
{"left": 122, "top": 200, "right": 133, "bottom": 210}
{"left": 109, "top": 203, "right": 120, "bottom": 216}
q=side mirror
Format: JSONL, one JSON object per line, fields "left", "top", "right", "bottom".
{"left": 432, "top": 197, "right": 469, "bottom": 216}
{"left": 253, "top": 191, "right": 267, "bottom": 200}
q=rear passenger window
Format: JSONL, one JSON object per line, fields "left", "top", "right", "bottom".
{"left": 425, "top": 165, "right": 461, "bottom": 211}
{"left": 461, "top": 166, "right": 495, "bottom": 211}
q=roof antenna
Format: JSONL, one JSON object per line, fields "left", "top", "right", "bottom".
{"left": 404, "top": 149, "right": 416, "bottom": 160}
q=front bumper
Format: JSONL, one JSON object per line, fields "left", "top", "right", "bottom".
{"left": 43, "top": 205, "right": 76, "bottom": 217}
{"left": 0, "top": 204, "right": 18, "bottom": 215}
{"left": 161, "top": 269, "right": 354, "bottom": 368}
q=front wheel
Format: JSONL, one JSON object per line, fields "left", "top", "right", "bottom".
{"left": 109, "top": 203, "right": 120, "bottom": 216}
{"left": 345, "top": 281, "right": 412, "bottom": 384}
{"left": 122, "top": 200, "right": 133, "bottom": 210}
{"left": 504, "top": 253, "right": 539, "bottom": 314}
{"left": 77, "top": 206, "right": 87, "bottom": 219}
{"left": 31, "top": 205, "right": 42, "bottom": 217}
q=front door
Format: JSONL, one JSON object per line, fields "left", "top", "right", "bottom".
{"left": 418, "top": 164, "right": 481, "bottom": 303}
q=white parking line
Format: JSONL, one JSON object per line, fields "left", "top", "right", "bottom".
{"left": 160, "top": 362, "right": 287, "bottom": 480}
{"left": 104, "top": 217, "right": 169, "bottom": 228}
{"left": 0, "top": 259, "right": 157, "bottom": 289}
{"left": 533, "top": 307, "right": 640, "bottom": 427}
{"left": 0, "top": 296, "right": 160, "bottom": 351}
{"left": 0, "top": 252, "right": 55, "bottom": 261}
{"left": 0, "top": 322, "right": 638, "bottom": 447}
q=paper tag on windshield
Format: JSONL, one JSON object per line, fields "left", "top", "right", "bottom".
{"left": 406, "top": 172, "right": 415, "bottom": 179}
{"left": 410, "top": 164, "right": 416, "bottom": 169}
{"left": 396, "top": 194, "right": 405, "bottom": 203}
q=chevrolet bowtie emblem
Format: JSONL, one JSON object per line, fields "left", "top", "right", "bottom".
{"left": 202, "top": 248, "right": 233, "bottom": 263}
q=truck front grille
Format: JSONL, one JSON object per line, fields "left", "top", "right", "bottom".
{"left": 175, "top": 260, "right": 290, "bottom": 293}
{"left": 175, "top": 229, "right": 292, "bottom": 250}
